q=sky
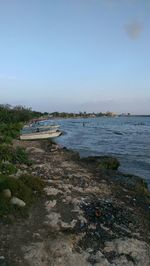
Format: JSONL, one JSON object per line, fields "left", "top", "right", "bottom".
{"left": 0, "top": 0, "right": 150, "bottom": 114}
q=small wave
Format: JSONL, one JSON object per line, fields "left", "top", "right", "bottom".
{"left": 57, "top": 116, "right": 150, "bottom": 185}
{"left": 113, "top": 131, "right": 123, "bottom": 135}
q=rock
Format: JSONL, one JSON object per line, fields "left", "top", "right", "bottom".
{"left": 16, "top": 169, "right": 27, "bottom": 178}
{"left": 23, "top": 242, "right": 49, "bottom": 266}
{"left": 60, "top": 219, "right": 77, "bottom": 230}
{"left": 6, "top": 140, "right": 149, "bottom": 266}
{"left": 32, "top": 233, "right": 41, "bottom": 240}
{"left": 20, "top": 164, "right": 28, "bottom": 169}
{"left": 44, "top": 212, "right": 61, "bottom": 230}
{"left": 10, "top": 197, "right": 26, "bottom": 207}
{"left": 52, "top": 176, "right": 61, "bottom": 180}
{"left": 111, "top": 255, "right": 134, "bottom": 266}
{"left": 48, "top": 238, "right": 91, "bottom": 266}
{"left": 9, "top": 169, "right": 27, "bottom": 179}
{"left": 45, "top": 200, "right": 57, "bottom": 211}
{"left": 26, "top": 147, "right": 45, "bottom": 154}
{"left": 3, "top": 189, "right": 12, "bottom": 198}
{"left": 0, "top": 256, "right": 6, "bottom": 266}
{"left": 44, "top": 187, "right": 63, "bottom": 196}
{"left": 23, "top": 238, "right": 91, "bottom": 266}
{"left": 89, "top": 251, "right": 110, "bottom": 266}
{"left": 112, "top": 172, "right": 150, "bottom": 194}
{"left": 104, "top": 238, "right": 150, "bottom": 266}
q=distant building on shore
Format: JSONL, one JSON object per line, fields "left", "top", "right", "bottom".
{"left": 106, "top": 111, "right": 117, "bottom": 117}
{"left": 120, "top": 113, "right": 131, "bottom": 117}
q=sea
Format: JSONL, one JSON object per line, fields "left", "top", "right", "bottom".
{"left": 47, "top": 116, "right": 150, "bottom": 188}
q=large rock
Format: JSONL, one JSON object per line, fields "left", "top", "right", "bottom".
{"left": 10, "top": 197, "right": 26, "bottom": 207}
{"left": 2, "top": 189, "right": 12, "bottom": 199}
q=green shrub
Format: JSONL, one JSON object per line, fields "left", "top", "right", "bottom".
{"left": 0, "top": 175, "right": 32, "bottom": 203}
{"left": 98, "top": 158, "right": 120, "bottom": 170}
{"left": 0, "top": 174, "right": 44, "bottom": 218}
{"left": 0, "top": 122, "right": 22, "bottom": 140}
{"left": 20, "top": 174, "right": 44, "bottom": 195}
{"left": 12, "top": 146, "right": 32, "bottom": 165}
{"left": 82, "top": 156, "right": 120, "bottom": 170}
{"left": 0, "top": 194, "right": 29, "bottom": 218}
{"left": 0, "top": 162, "right": 17, "bottom": 175}
{"left": 0, "top": 144, "right": 32, "bottom": 165}
{"left": 0, "top": 175, "right": 32, "bottom": 217}
{"left": 0, "top": 144, "right": 13, "bottom": 162}
{"left": 2, "top": 136, "right": 13, "bottom": 144}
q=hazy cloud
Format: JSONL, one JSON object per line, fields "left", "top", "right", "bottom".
{"left": 125, "top": 21, "right": 143, "bottom": 39}
{"left": 30, "top": 98, "right": 150, "bottom": 115}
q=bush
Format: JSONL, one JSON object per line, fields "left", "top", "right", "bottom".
{"left": 0, "top": 175, "right": 32, "bottom": 203}
{"left": 20, "top": 174, "right": 44, "bottom": 195}
{"left": 0, "top": 144, "right": 32, "bottom": 165}
{"left": 98, "top": 157, "right": 120, "bottom": 170}
{"left": 2, "top": 136, "right": 13, "bottom": 144}
{"left": 0, "top": 122, "right": 22, "bottom": 140}
{"left": 81, "top": 156, "right": 120, "bottom": 170}
{"left": 12, "top": 146, "right": 32, "bottom": 165}
{"left": 0, "top": 144, "right": 13, "bottom": 162}
{"left": 0, "top": 175, "right": 32, "bottom": 217}
{"left": 0, "top": 174, "right": 44, "bottom": 218}
{"left": 0, "top": 162, "right": 17, "bottom": 175}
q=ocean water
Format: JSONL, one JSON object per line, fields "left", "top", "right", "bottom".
{"left": 49, "top": 117, "right": 150, "bottom": 187}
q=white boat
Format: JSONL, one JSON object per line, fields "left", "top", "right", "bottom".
{"left": 23, "top": 124, "right": 59, "bottom": 130}
{"left": 37, "top": 125, "right": 59, "bottom": 130}
{"left": 22, "top": 124, "right": 60, "bottom": 134}
{"left": 20, "top": 130, "right": 62, "bottom": 140}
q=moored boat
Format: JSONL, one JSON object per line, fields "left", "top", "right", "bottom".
{"left": 20, "top": 130, "right": 62, "bottom": 140}
{"left": 21, "top": 124, "right": 59, "bottom": 134}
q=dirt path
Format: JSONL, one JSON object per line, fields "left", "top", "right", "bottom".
{"left": 0, "top": 140, "right": 150, "bottom": 266}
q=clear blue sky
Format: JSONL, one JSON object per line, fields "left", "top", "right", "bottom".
{"left": 0, "top": 0, "right": 150, "bottom": 114}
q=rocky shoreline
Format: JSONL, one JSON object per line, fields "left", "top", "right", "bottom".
{"left": 0, "top": 139, "right": 150, "bottom": 266}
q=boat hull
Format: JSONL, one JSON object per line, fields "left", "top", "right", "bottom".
{"left": 20, "top": 130, "right": 62, "bottom": 140}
